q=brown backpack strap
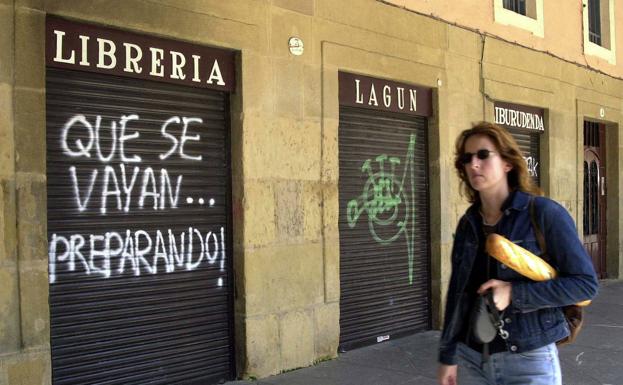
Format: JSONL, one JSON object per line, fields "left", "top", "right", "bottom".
{"left": 529, "top": 196, "right": 548, "bottom": 259}
{"left": 529, "top": 196, "right": 584, "bottom": 346}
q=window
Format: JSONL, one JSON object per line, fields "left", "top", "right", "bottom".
{"left": 503, "top": 0, "right": 527, "bottom": 15}
{"left": 588, "top": 0, "right": 602, "bottom": 45}
{"left": 582, "top": 0, "right": 616, "bottom": 64}
{"left": 582, "top": 160, "right": 601, "bottom": 235}
{"left": 494, "top": 0, "right": 544, "bottom": 37}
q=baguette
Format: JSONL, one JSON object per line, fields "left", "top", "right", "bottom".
{"left": 485, "top": 233, "right": 591, "bottom": 307}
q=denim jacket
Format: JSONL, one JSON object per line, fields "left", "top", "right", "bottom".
{"left": 438, "top": 191, "right": 599, "bottom": 365}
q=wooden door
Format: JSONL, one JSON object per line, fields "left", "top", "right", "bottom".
{"left": 583, "top": 121, "right": 607, "bottom": 278}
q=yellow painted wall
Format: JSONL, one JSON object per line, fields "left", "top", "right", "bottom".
{"left": 385, "top": 0, "right": 623, "bottom": 77}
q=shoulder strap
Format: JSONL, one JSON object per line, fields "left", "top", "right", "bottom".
{"left": 529, "top": 196, "right": 548, "bottom": 258}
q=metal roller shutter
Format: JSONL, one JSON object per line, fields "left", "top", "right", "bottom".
{"left": 508, "top": 128, "right": 540, "bottom": 186}
{"left": 338, "top": 106, "right": 431, "bottom": 351}
{"left": 47, "top": 68, "right": 234, "bottom": 385}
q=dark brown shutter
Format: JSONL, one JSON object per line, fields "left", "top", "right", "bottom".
{"left": 508, "top": 128, "right": 541, "bottom": 186}
{"left": 338, "top": 106, "right": 431, "bottom": 351}
{"left": 46, "top": 68, "right": 234, "bottom": 385}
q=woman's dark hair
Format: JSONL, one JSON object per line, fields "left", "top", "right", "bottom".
{"left": 454, "top": 121, "right": 542, "bottom": 203}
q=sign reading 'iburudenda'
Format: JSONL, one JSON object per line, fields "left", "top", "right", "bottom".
{"left": 494, "top": 101, "right": 545, "bottom": 132}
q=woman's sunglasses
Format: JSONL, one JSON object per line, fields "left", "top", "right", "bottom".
{"left": 459, "top": 149, "right": 496, "bottom": 165}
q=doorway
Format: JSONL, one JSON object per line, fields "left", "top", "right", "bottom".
{"left": 583, "top": 121, "right": 607, "bottom": 278}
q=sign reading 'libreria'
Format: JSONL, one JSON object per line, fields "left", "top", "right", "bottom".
{"left": 494, "top": 101, "right": 545, "bottom": 132}
{"left": 46, "top": 16, "right": 235, "bottom": 92}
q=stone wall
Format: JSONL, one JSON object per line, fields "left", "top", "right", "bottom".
{"left": 0, "top": 0, "right": 621, "bottom": 382}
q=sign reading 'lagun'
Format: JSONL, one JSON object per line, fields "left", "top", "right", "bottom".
{"left": 339, "top": 72, "right": 432, "bottom": 117}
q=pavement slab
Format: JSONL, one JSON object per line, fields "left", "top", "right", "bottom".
{"left": 226, "top": 280, "right": 623, "bottom": 385}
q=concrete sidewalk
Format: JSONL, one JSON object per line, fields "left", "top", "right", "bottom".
{"left": 226, "top": 280, "right": 623, "bottom": 385}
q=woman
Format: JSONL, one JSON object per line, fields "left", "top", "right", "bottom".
{"left": 438, "top": 122, "right": 598, "bottom": 385}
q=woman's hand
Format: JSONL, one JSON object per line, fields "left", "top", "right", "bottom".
{"left": 478, "top": 279, "right": 512, "bottom": 311}
{"left": 438, "top": 364, "right": 457, "bottom": 385}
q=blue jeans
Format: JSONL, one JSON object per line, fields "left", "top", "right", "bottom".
{"left": 456, "top": 342, "right": 562, "bottom": 385}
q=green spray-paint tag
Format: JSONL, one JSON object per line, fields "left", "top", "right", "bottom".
{"left": 346, "top": 134, "right": 417, "bottom": 284}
